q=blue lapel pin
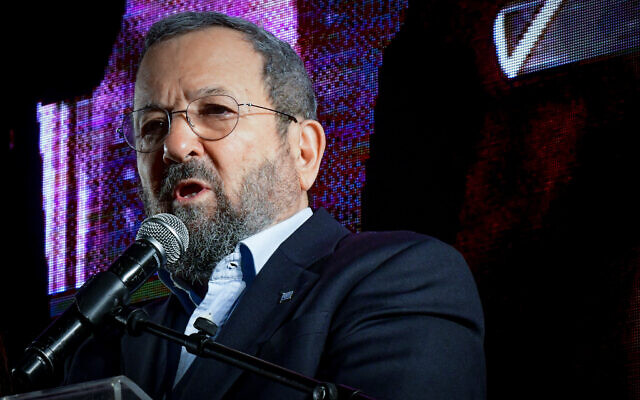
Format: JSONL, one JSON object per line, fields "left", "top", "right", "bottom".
{"left": 279, "top": 290, "right": 294, "bottom": 303}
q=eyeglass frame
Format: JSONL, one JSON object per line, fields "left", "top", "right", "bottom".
{"left": 117, "top": 94, "right": 299, "bottom": 153}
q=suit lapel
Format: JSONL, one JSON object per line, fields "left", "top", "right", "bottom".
{"left": 122, "top": 294, "right": 188, "bottom": 399}
{"left": 173, "top": 208, "right": 349, "bottom": 399}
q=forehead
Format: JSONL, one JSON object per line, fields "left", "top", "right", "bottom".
{"left": 134, "top": 26, "right": 266, "bottom": 107}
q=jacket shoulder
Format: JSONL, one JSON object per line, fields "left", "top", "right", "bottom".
{"left": 332, "top": 229, "right": 465, "bottom": 269}
{"left": 313, "top": 230, "right": 486, "bottom": 399}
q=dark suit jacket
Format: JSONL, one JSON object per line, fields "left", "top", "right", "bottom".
{"left": 66, "top": 208, "right": 486, "bottom": 399}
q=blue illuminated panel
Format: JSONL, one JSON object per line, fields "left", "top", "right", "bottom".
{"left": 494, "top": 0, "right": 639, "bottom": 78}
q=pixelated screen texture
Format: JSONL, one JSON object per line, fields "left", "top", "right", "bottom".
{"left": 302, "top": 1, "right": 408, "bottom": 228}
{"left": 495, "top": 0, "right": 638, "bottom": 78}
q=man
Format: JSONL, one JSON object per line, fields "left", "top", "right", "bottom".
{"left": 66, "top": 11, "right": 486, "bottom": 399}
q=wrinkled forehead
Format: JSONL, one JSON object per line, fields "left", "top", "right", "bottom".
{"left": 133, "top": 27, "right": 268, "bottom": 109}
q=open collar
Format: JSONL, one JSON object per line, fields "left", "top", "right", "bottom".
{"left": 171, "top": 208, "right": 350, "bottom": 399}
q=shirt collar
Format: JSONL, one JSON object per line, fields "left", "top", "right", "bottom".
{"left": 158, "top": 207, "right": 312, "bottom": 311}
{"left": 239, "top": 207, "right": 312, "bottom": 277}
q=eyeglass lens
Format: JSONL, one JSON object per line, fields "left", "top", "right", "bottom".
{"left": 120, "top": 95, "right": 240, "bottom": 153}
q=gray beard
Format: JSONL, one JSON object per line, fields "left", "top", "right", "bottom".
{"left": 139, "top": 150, "right": 299, "bottom": 285}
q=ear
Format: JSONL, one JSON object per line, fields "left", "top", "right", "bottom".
{"left": 290, "top": 119, "right": 326, "bottom": 192}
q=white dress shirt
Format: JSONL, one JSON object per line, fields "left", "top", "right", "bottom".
{"left": 171, "top": 207, "right": 313, "bottom": 385}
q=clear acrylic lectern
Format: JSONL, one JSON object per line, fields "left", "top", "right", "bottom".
{"left": 1, "top": 376, "right": 152, "bottom": 400}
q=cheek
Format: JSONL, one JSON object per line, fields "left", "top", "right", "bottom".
{"left": 203, "top": 131, "right": 270, "bottom": 173}
{"left": 137, "top": 153, "right": 163, "bottom": 192}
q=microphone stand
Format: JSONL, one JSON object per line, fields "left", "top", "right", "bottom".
{"left": 113, "top": 307, "right": 375, "bottom": 400}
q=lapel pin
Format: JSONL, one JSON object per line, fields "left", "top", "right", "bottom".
{"left": 279, "top": 290, "right": 294, "bottom": 303}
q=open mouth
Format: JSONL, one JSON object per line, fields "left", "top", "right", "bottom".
{"left": 174, "top": 180, "right": 211, "bottom": 202}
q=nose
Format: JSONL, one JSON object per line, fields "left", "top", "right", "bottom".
{"left": 162, "top": 112, "right": 204, "bottom": 164}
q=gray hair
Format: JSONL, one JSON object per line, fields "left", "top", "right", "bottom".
{"left": 141, "top": 11, "right": 317, "bottom": 134}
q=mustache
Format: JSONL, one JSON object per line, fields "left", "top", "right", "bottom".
{"left": 158, "top": 160, "right": 222, "bottom": 203}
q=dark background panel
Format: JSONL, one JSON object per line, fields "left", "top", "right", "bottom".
{"left": 363, "top": 1, "right": 640, "bottom": 399}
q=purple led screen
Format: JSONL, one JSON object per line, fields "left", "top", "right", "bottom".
{"left": 38, "top": 0, "right": 407, "bottom": 308}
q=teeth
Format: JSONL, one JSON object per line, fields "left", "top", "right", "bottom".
{"left": 177, "top": 182, "right": 206, "bottom": 200}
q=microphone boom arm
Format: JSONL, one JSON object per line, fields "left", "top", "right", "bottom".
{"left": 114, "top": 307, "right": 375, "bottom": 400}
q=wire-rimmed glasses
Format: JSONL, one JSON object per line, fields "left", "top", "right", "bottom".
{"left": 117, "top": 94, "right": 298, "bottom": 153}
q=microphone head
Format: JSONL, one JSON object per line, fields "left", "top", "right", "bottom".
{"left": 136, "top": 213, "right": 189, "bottom": 265}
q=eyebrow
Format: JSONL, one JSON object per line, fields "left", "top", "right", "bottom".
{"left": 195, "top": 86, "right": 236, "bottom": 98}
{"left": 136, "top": 86, "right": 236, "bottom": 111}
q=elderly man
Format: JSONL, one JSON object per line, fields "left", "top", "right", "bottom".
{"left": 66, "top": 11, "right": 486, "bottom": 399}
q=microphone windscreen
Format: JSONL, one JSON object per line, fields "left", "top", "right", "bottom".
{"left": 137, "top": 213, "right": 189, "bottom": 265}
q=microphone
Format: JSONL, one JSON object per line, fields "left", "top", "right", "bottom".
{"left": 11, "top": 213, "right": 189, "bottom": 393}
